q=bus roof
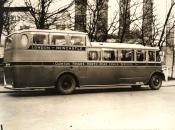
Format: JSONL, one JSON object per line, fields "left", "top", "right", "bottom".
{"left": 91, "top": 42, "right": 160, "bottom": 50}
{"left": 8, "top": 29, "right": 88, "bottom": 36}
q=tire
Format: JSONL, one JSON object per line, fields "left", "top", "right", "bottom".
{"left": 56, "top": 74, "right": 76, "bottom": 94}
{"left": 149, "top": 74, "right": 162, "bottom": 90}
{"left": 131, "top": 85, "right": 141, "bottom": 90}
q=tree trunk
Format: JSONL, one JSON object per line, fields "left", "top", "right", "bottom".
{"left": 96, "top": 0, "right": 108, "bottom": 42}
{"left": 0, "top": 2, "right": 4, "bottom": 44}
{"left": 142, "top": 0, "right": 153, "bottom": 46}
{"left": 118, "top": 0, "right": 130, "bottom": 43}
{"left": 75, "top": 0, "right": 87, "bottom": 32}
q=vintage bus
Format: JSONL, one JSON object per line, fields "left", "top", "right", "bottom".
{"left": 3, "top": 29, "right": 164, "bottom": 94}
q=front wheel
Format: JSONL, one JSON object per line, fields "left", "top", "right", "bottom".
{"left": 56, "top": 74, "right": 76, "bottom": 94}
{"left": 149, "top": 74, "right": 162, "bottom": 90}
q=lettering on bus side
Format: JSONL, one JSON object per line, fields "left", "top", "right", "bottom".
{"left": 28, "top": 45, "right": 86, "bottom": 51}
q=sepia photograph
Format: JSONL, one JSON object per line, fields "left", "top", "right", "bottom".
{"left": 0, "top": 0, "right": 175, "bottom": 129}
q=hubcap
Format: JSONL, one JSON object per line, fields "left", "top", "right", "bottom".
{"left": 61, "top": 78, "right": 72, "bottom": 90}
{"left": 153, "top": 77, "right": 160, "bottom": 86}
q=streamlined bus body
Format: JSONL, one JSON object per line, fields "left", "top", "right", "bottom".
{"left": 4, "top": 29, "right": 164, "bottom": 94}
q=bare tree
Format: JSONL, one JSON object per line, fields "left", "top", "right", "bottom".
{"left": 3, "top": 11, "right": 20, "bottom": 36}
{"left": 158, "top": 2, "right": 175, "bottom": 49}
{"left": 0, "top": 0, "right": 12, "bottom": 44}
{"left": 87, "top": 0, "right": 115, "bottom": 42}
{"left": 24, "top": 0, "right": 74, "bottom": 29}
{"left": 118, "top": 0, "right": 131, "bottom": 43}
{"left": 75, "top": 0, "right": 87, "bottom": 32}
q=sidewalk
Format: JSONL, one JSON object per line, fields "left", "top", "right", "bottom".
{"left": 162, "top": 80, "right": 175, "bottom": 87}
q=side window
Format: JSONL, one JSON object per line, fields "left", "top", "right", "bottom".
{"left": 120, "top": 50, "right": 134, "bottom": 61}
{"left": 71, "top": 36, "right": 85, "bottom": 46}
{"left": 156, "top": 51, "right": 161, "bottom": 62}
{"left": 136, "top": 50, "right": 146, "bottom": 61}
{"left": 88, "top": 51, "right": 101, "bottom": 61}
{"left": 33, "top": 34, "right": 47, "bottom": 44}
{"left": 103, "top": 51, "right": 115, "bottom": 61}
{"left": 148, "top": 51, "right": 155, "bottom": 61}
{"left": 51, "top": 35, "right": 66, "bottom": 45}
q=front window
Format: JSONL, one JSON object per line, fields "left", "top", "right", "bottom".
{"left": 70, "top": 36, "right": 85, "bottom": 46}
{"left": 33, "top": 34, "right": 47, "bottom": 44}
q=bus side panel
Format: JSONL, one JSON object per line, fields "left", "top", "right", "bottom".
{"left": 52, "top": 66, "right": 87, "bottom": 85}
{"left": 119, "top": 66, "right": 162, "bottom": 84}
{"left": 85, "top": 66, "right": 121, "bottom": 85}
{"left": 84, "top": 65, "right": 161, "bottom": 86}
{"left": 4, "top": 66, "right": 56, "bottom": 88}
{"left": 6, "top": 65, "right": 87, "bottom": 88}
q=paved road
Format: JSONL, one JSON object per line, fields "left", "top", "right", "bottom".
{"left": 0, "top": 86, "right": 175, "bottom": 130}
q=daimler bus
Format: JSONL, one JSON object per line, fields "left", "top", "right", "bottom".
{"left": 4, "top": 29, "right": 164, "bottom": 94}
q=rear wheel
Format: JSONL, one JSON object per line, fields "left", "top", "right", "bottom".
{"left": 149, "top": 74, "right": 162, "bottom": 90}
{"left": 56, "top": 74, "right": 76, "bottom": 94}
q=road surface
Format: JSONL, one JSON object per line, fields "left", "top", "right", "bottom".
{"left": 0, "top": 86, "right": 175, "bottom": 130}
